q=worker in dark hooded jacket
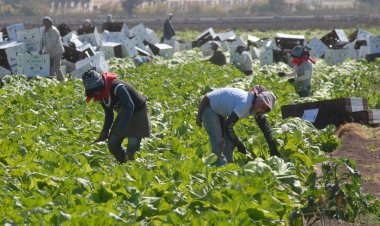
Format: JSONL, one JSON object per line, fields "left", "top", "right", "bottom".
{"left": 162, "top": 13, "right": 176, "bottom": 46}
{"left": 207, "top": 41, "right": 227, "bottom": 66}
{"left": 196, "top": 85, "right": 280, "bottom": 166}
{"left": 82, "top": 68, "right": 151, "bottom": 163}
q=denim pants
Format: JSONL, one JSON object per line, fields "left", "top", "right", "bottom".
{"left": 108, "top": 135, "right": 141, "bottom": 164}
{"left": 202, "top": 106, "right": 235, "bottom": 166}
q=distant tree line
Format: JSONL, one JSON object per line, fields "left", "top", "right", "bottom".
{"left": 0, "top": 0, "right": 379, "bottom": 18}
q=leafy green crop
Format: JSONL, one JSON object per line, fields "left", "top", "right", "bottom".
{"left": 0, "top": 48, "right": 379, "bottom": 225}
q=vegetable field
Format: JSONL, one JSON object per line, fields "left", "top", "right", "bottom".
{"left": 1, "top": 45, "right": 380, "bottom": 224}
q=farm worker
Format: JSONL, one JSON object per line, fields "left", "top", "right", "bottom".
{"left": 162, "top": 13, "right": 176, "bottom": 47}
{"left": 207, "top": 41, "right": 227, "bottom": 66}
{"left": 81, "top": 68, "right": 151, "bottom": 163}
{"left": 77, "top": 19, "right": 94, "bottom": 35}
{"left": 133, "top": 55, "right": 153, "bottom": 67}
{"left": 101, "top": 14, "right": 113, "bottom": 32}
{"left": 233, "top": 45, "right": 253, "bottom": 76}
{"left": 196, "top": 85, "right": 280, "bottom": 166}
{"left": 40, "top": 16, "right": 65, "bottom": 82}
{"left": 278, "top": 45, "right": 316, "bottom": 97}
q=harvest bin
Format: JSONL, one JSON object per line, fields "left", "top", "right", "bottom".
{"left": 280, "top": 98, "right": 379, "bottom": 129}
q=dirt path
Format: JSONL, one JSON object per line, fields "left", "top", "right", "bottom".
{"left": 330, "top": 123, "right": 380, "bottom": 200}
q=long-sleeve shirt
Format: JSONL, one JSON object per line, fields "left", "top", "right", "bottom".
{"left": 233, "top": 51, "right": 253, "bottom": 72}
{"left": 163, "top": 19, "right": 175, "bottom": 40}
{"left": 41, "top": 26, "right": 64, "bottom": 57}
{"left": 286, "top": 60, "right": 313, "bottom": 87}
{"left": 207, "top": 88, "right": 278, "bottom": 154}
{"left": 208, "top": 50, "right": 227, "bottom": 66}
{"left": 99, "top": 80, "right": 146, "bottom": 136}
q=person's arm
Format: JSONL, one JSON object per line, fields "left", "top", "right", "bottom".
{"left": 196, "top": 95, "right": 210, "bottom": 127}
{"left": 255, "top": 115, "right": 280, "bottom": 157}
{"left": 113, "top": 85, "right": 135, "bottom": 137}
{"left": 101, "top": 103, "right": 114, "bottom": 133}
{"left": 224, "top": 112, "right": 246, "bottom": 153}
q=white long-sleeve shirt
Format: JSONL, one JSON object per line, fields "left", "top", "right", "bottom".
{"left": 41, "top": 26, "right": 64, "bottom": 57}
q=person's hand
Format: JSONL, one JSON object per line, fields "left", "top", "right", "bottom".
{"left": 237, "top": 143, "right": 247, "bottom": 154}
{"left": 39, "top": 50, "right": 43, "bottom": 55}
{"left": 196, "top": 116, "right": 202, "bottom": 127}
{"left": 278, "top": 72, "right": 286, "bottom": 77}
{"left": 93, "top": 130, "right": 109, "bottom": 143}
{"left": 288, "top": 78, "right": 296, "bottom": 83}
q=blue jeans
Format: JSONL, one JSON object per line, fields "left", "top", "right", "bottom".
{"left": 202, "top": 106, "right": 234, "bottom": 166}
{"left": 108, "top": 135, "right": 141, "bottom": 163}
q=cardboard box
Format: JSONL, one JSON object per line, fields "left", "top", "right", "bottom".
{"left": 154, "top": 43, "right": 174, "bottom": 58}
{"left": 129, "top": 23, "right": 146, "bottom": 38}
{"left": 0, "top": 65, "right": 11, "bottom": 78}
{"left": 6, "top": 23, "right": 25, "bottom": 41}
{"left": 200, "top": 42, "right": 213, "bottom": 57}
{"left": 16, "top": 54, "right": 50, "bottom": 77}
{"left": 321, "top": 29, "right": 349, "bottom": 49}
{"left": 144, "top": 28, "right": 159, "bottom": 44}
{"left": 178, "top": 40, "right": 193, "bottom": 52}
{"left": 193, "top": 28, "right": 216, "bottom": 48}
{"left": 74, "top": 54, "right": 108, "bottom": 78}
{"left": 259, "top": 48, "right": 273, "bottom": 66}
{"left": 63, "top": 46, "right": 86, "bottom": 63}
{"left": 99, "top": 42, "right": 123, "bottom": 59}
{"left": 16, "top": 28, "right": 42, "bottom": 52}
{"left": 216, "top": 31, "right": 236, "bottom": 42}
{"left": 62, "top": 32, "right": 83, "bottom": 49}
{"left": 348, "top": 29, "right": 374, "bottom": 42}
{"left": 324, "top": 48, "right": 350, "bottom": 65}
{"left": 77, "top": 27, "right": 101, "bottom": 47}
{"left": 275, "top": 33, "right": 304, "bottom": 50}
{"left": 366, "top": 36, "right": 380, "bottom": 54}
{"left": 121, "top": 40, "right": 138, "bottom": 58}
{"left": 306, "top": 37, "right": 327, "bottom": 58}
{"left": 0, "top": 41, "right": 27, "bottom": 70}
{"left": 247, "top": 35, "right": 260, "bottom": 46}
{"left": 101, "top": 22, "right": 124, "bottom": 32}
{"left": 281, "top": 98, "right": 369, "bottom": 129}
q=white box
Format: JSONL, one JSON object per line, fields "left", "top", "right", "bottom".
{"left": 324, "top": 48, "right": 350, "bottom": 65}
{"left": 359, "top": 46, "right": 369, "bottom": 59}
{"left": 351, "top": 29, "right": 374, "bottom": 41}
{"left": 200, "top": 42, "right": 213, "bottom": 57}
{"left": 75, "top": 54, "right": 108, "bottom": 75}
{"left": 99, "top": 42, "right": 122, "bottom": 59}
{"left": 103, "top": 32, "right": 125, "bottom": 43}
{"left": 129, "top": 23, "right": 146, "bottom": 38}
{"left": 0, "top": 66, "right": 11, "bottom": 78}
{"left": 0, "top": 32, "right": 3, "bottom": 42}
{"left": 16, "top": 28, "right": 42, "bottom": 52}
{"left": 70, "top": 63, "right": 91, "bottom": 79}
{"left": 216, "top": 31, "right": 236, "bottom": 41}
{"left": 179, "top": 41, "right": 193, "bottom": 52}
{"left": 120, "top": 23, "right": 130, "bottom": 38}
{"left": 122, "top": 40, "right": 138, "bottom": 57}
{"left": 260, "top": 49, "right": 273, "bottom": 66}
{"left": 0, "top": 41, "right": 27, "bottom": 67}
{"left": 144, "top": 28, "right": 159, "bottom": 44}
{"left": 366, "top": 36, "right": 380, "bottom": 54}
{"left": 130, "top": 36, "right": 145, "bottom": 49}
{"left": 6, "top": 23, "right": 25, "bottom": 41}
{"left": 77, "top": 27, "right": 101, "bottom": 47}
{"left": 62, "top": 32, "right": 83, "bottom": 48}
{"left": 16, "top": 54, "right": 50, "bottom": 77}
{"left": 154, "top": 43, "right": 174, "bottom": 58}
{"left": 343, "top": 42, "right": 359, "bottom": 59}
{"left": 251, "top": 47, "right": 260, "bottom": 60}
{"left": 306, "top": 37, "right": 327, "bottom": 58}
{"left": 231, "top": 36, "right": 246, "bottom": 47}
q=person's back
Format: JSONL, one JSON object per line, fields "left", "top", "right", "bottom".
{"left": 209, "top": 49, "right": 227, "bottom": 66}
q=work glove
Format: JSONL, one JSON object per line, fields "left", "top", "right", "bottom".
{"left": 93, "top": 130, "right": 109, "bottom": 143}
{"left": 237, "top": 143, "right": 247, "bottom": 154}
{"left": 278, "top": 72, "right": 286, "bottom": 77}
{"left": 38, "top": 50, "right": 43, "bottom": 55}
{"left": 288, "top": 78, "right": 296, "bottom": 83}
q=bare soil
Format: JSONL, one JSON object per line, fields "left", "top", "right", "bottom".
{"left": 322, "top": 123, "right": 380, "bottom": 226}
